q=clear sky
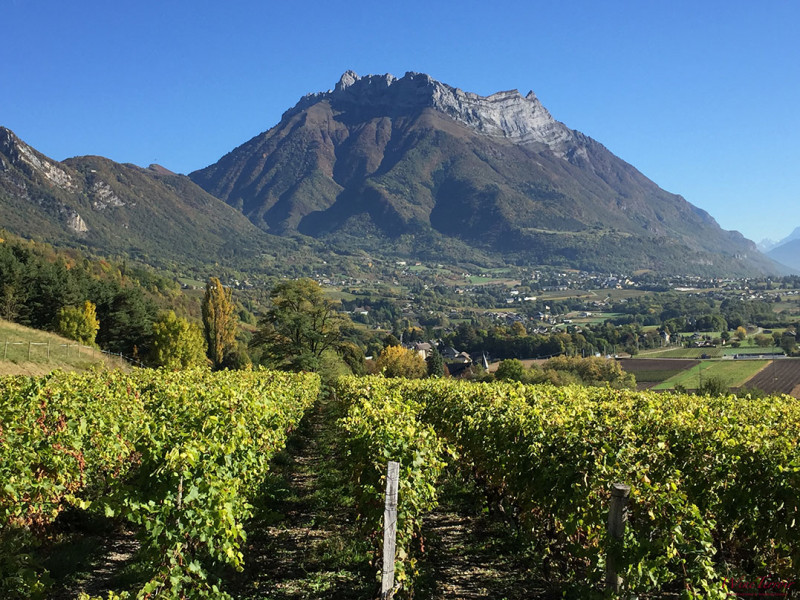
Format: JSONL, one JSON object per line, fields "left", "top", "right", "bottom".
{"left": 3, "top": 0, "right": 798, "bottom": 244}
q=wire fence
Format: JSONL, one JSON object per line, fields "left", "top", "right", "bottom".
{"left": 0, "top": 339, "right": 146, "bottom": 367}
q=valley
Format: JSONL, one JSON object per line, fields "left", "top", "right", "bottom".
{"left": 3, "top": 65, "right": 800, "bottom": 600}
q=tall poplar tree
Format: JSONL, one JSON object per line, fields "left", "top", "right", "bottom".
{"left": 202, "top": 277, "right": 236, "bottom": 369}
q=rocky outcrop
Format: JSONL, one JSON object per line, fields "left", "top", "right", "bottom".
{"left": 290, "top": 71, "right": 576, "bottom": 156}
{"left": 0, "top": 127, "right": 76, "bottom": 191}
{"left": 64, "top": 209, "right": 88, "bottom": 233}
{"left": 90, "top": 180, "right": 126, "bottom": 210}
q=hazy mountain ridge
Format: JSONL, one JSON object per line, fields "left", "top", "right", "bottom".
{"left": 767, "top": 227, "right": 800, "bottom": 271}
{"left": 190, "top": 71, "right": 779, "bottom": 275}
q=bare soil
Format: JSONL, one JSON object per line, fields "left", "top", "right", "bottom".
{"left": 742, "top": 359, "right": 800, "bottom": 396}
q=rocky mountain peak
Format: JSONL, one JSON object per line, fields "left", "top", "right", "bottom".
{"left": 287, "top": 71, "right": 576, "bottom": 154}
{"left": 0, "top": 126, "right": 76, "bottom": 191}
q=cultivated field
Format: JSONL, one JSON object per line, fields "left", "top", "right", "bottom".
{"left": 647, "top": 347, "right": 723, "bottom": 358}
{"left": 618, "top": 358, "right": 699, "bottom": 389}
{"left": 742, "top": 358, "right": 800, "bottom": 396}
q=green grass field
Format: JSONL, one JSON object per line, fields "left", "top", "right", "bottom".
{"left": 647, "top": 347, "right": 724, "bottom": 358}
{"left": 720, "top": 345, "right": 783, "bottom": 356}
{"left": 653, "top": 360, "right": 769, "bottom": 390}
{"left": 468, "top": 275, "right": 492, "bottom": 284}
{"left": 177, "top": 277, "right": 206, "bottom": 288}
{"left": 323, "top": 289, "right": 358, "bottom": 301}
{"left": 572, "top": 312, "right": 622, "bottom": 325}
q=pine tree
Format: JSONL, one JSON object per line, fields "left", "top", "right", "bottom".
{"left": 426, "top": 347, "right": 445, "bottom": 378}
{"left": 202, "top": 277, "right": 236, "bottom": 369}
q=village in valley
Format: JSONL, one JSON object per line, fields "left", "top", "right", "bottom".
{"left": 292, "top": 261, "right": 800, "bottom": 395}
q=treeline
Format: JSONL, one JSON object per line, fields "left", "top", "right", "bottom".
{"left": 494, "top": 355, "right": 635, "bottom": 389}
{"left": 443, "top": 320, "right": 640, "bottom": 359}
{"left": 608, "top": 294, "right": 783, "bottom": 331}
{"left": 0, "top": 235, "right": 163, "bottom": 356}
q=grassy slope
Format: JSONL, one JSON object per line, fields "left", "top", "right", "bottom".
{"left": 0, "top": 319, "right": 129, "bottom": 375}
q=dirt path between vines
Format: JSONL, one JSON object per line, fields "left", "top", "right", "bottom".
{"left": 415, "top": 477, "right": 556, "bottom": 600}
{"left": 230, "top": 398, "right": 373, "bottom": 600}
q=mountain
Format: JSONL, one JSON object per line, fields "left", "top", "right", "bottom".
{"left": 767, "top": 227, "right": 800, "bottom": 271}
{"left": 761, "top": 227, "right": 800, "bottom": 254}
{"left": 758, "top": 238, "right": 778, "bottom": 252}
{"left": 190, "top": 70, "right": 781, "bottom": 276}
{"left": 0, "top": 127, "right": 270, "bottom": 269}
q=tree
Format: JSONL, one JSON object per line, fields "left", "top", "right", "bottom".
{"left": 150, "top": 311, "right": 207, "bottom": 369}
{"left": 780, "top": 333, "right": 797, "bottom": 356}
{"left": 510, "top": 322, "right": 527, "bottom": 337}
{"left": 202, "top": 277, "right": 236, "bottom": 369}
{"left": 57, "top": 300, "right": 99, "bottom": 345}
{"left": 754, "top": 333, "right": 773, "bottom": 348}
{"left": 340, "top": 342, "right": 366, "bottom": 375}
{"left": 93, "top": 282, "right": 157, "bottom": 355}
{"left": 0, "top": 284, "right": 22, "bottom": 321}
{"left": 735, "top": 326, "right": 748, "bottom": 341}
{"left": 249, "top": 278, "right": 350, "bottom": 372}
{"left": 426, "top": 347, "right": 445, "bottom": 378}
{"left": 495, "top": 358, "right": 525, "bottom": 382}
{"left": 382, "top": 333, "right": 401, "bottom": 348}
{"left": 376, "top": 345, "right": 426, "bottom": 379}
{"left": 698, "top": 376, "right": 728, "bottom": 397}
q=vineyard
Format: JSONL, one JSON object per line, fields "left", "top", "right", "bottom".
{"left": 2, "top": 370, "right": 800, "bottom": 599}
{"left": 334, "top": 377, "right": 800, "bottom": 599}
{"left": 0, "top": 368, "right": 319, "bottom": 599}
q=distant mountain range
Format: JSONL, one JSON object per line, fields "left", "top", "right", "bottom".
{"left": 764, "top": 227, "right": 800, "bottom": 271}
{"left": 0, "top": 71, "right": 790, "bottom": 276}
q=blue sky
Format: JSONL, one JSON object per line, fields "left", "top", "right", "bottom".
{"left": 3, "top": 0, "right": 798, "bottom": 244}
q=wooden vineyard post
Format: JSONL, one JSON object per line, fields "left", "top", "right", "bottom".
{"left": 28, "top": 340, "right": 31, "bottom": 360}
{"left": 606, "top": 483, "right": 631, "bottom": 592}
{"left": 381, "top": 461, "right": 400, "bottom": 600}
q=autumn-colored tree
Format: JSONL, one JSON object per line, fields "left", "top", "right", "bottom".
{"left": 735, "top": 326, "right": 748, "bottom": 341}
{"left": 202, "top": 277, "right": 236, "bottom": 369}
{"left": 57, "top": 300, "right": 99, "bottom": 345}
{"left": 151, "top": 311, "right": 208, "bottom": 369}
{"left": 376, "top": 345, "right": 426, "bottom": 379}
